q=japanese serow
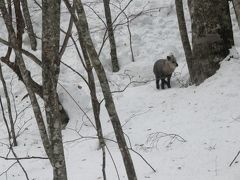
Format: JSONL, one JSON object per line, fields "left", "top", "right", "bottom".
{"left": 153, "top": 54, "right": 178, "bottom": 89}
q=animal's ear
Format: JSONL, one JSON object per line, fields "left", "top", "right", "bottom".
{"left": 167, "top": 56, "right": 171, "bottom": 60}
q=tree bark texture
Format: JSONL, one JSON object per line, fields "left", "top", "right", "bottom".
{"left": 42, "top": 0, "right": 68, "bottom": 179}
{"left": 175, "top": 0, "right": 194, "bottom": 81}
{"left": 191, "top": 0, "right": 234, "bottom": 85}
{"left": 13, "top": 0, "right": 25, "bottom": 48}
{"left": 63, "top": 0, "right": 137, "bottom": 179}
{"left": 103, "top": 0, "right": 120, "bottom": 72}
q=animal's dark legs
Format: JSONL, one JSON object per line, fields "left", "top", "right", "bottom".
{"left": 161, "top": 79, "right": 166, "bottom": 89}
{"left": 167, "top": 76, "right": 171, "bottom": 88}
{"left": 156, "top": 77, "right": 171, "bottom": 90}
{"left": 156, "top": 78, "right": 160, "bottom": 89}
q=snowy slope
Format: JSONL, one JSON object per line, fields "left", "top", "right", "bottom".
{"left": 1, "top": 0, "right": 240, "bottom": 180}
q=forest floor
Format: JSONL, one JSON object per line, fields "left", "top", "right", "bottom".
{"left": 1, "top": 0, "right": 240, "bottom": 179}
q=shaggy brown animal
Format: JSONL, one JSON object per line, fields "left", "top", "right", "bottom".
{"left": 153, "top": 54, "right": 178, "bottom": 89}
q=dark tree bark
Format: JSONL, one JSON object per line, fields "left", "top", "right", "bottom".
{"left": 103, "top": 0, "right": 120, "bottom": 72}
{"left": 5, "top": 0, "right": 12, "bottom": 60}
{"left": 42, "top": 0, "right": 68, "bottom": 179}
{"left": 190, "top": 0, "right": 234, "bottom": 85}
{"left": 13, "top": 0, "right": 25, "bottom": 49}
{"left": 63, "top": 0, "right": 137, "bottom": 179}
{"left": 175, "top": 0, "right": 193, "bottom": 82}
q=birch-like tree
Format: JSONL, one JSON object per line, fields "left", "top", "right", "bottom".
{"left": 175, "top": 0, "right": 193, "bottom": 82}
{"left": 103, "top": 0, "right": 120, "bottom": 72}
{"left": 63, "top": 0, "right": 137, "bottom": 179}
{"left": 42, "top": 0, "right": 68, "bottom": 179}
{"left": 0, "top": 1, "right": 68, "bottom": 179}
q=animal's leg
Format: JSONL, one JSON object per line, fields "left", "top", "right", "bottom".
{"left": 161, "top": 79, "right": 165, "bottom": 89}
{"left": 156, "top": 78, "right": 160, "bottom": 89}
{"left": 167, "top": 76, "right": 171, "bottom": 88}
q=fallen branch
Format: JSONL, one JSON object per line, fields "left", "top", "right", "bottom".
{"left": 229, "top": 150, "right": 240, "bottom": 167}
{"left": 0, "top": 155, "right": 48, "bottom": 160}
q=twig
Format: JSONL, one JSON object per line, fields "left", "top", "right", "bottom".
{"left": 124, "top": 132, "right": 156, "bottom": 172}
{"left": 229, "top": 150, "right": 240, "bottom": 167}
{"left": 105, "top": 144, "right": 120, "bottom": 180}
{"left": 0, "top": 155, "right": 48, "bottom": 160}
{"left": 0, "top": 162, "right": 18, "bottom": 177}
{"left": 147, "top": 131, "right": 186, "bottom": 149}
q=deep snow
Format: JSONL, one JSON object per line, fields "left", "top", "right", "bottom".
{"left": 1, "top": 0, "right": 240, "bottom": 180}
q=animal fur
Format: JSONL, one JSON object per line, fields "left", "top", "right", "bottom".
{"left": 153, "top": 54, "right": 178, "bottom": 89}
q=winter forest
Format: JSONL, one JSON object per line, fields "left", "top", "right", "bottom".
{"left": 0, "top": 0, "right": 240, "bottom": 179}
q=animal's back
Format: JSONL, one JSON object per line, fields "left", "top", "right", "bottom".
{"left": 153, "top": 59, "right": 167, "bottom": 78}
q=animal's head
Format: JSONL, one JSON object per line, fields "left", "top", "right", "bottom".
{"left": 167, "top": 54, "right": 178, "bottom": 67}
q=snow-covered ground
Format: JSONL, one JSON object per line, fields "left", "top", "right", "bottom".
{"left": 1, "top": 0, "right": 240, "bottom": 180}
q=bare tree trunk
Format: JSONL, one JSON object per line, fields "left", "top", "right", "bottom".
{"left": 175, "top": 0, "right": 193, "bottom": 82}
{"left": 232, "top": 0, "right": 240, "bottom": 29}
{"left": 63, "top": 0, "right": 137, "bottom": 179}
{"left": 86, "top": 59, "right": 107, "bottom": 180}
{"left": 42, "top": 0, "right": 68, "bottom": 179}
{"left": 0, "top": 63, "right": 17, "bottom": 146}
{"left": 0, "top": 0, "right": 53, "bottom": 164}
{"left": 191, "top": 0, "right": 234, "bottom": 85}
{"left": 20, "top": 0, "right": 37, "bottom": 50}
{"left": 13, "top": 0, "right": 25, "bottom": 49}
{"left": 5, "top": 0, "right": 12, "bottom": 60}
{"left": 0, "top": 96, "right": 12, "bottom": 141}
{"left": 103, "top": 0, "right": 120, "bottom": 72}
{"left": 67, "top": 3, "right": 107, "bottom": 178}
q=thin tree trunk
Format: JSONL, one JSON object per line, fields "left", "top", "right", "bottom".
{"left": 175, "top": 0, "right": 193, "bottom": 82}
{"left": 42, "top": 0, "right": 68, "bottom": 179}
{"left": 59, "top": 16, "right": 73, "bottom": 60}
{"left": 191, "top": 0, "right": 234, "bottom": 85}
{"left": 13, "top": 0, "right": 25, "bottom": 49}
{"left": 0, "top": 96, "right": 12, "bottom": 141}
{"left": 103, "top": 0, "right": 120, "bottom": 72}
{"left": 69, "top": 3, "right": 106, "bottom": 178}
{"left": 0, "top": 63, "right": 17, "bottom": 146}
{"left": 232, "top": 0, "right": 240, "bottom": 29}
{"left": 63, "top": 0, "right": 137, "bottom": 179}
{"left": 86, "top": 59, "right": 107, "bottom": 180}
{"left": 20, "top": 0, "right": 37, "bottom": 50}
{"left": 5, "top": 0, "right": 12, "bottom": 60}
{"left": 1, "top": 0, "right": 16, "bottom": 147}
